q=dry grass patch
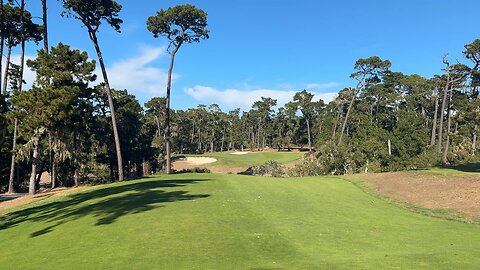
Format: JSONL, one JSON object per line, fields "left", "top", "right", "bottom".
{"left": 364, "top": 171, "right": 480, "bottom": 219}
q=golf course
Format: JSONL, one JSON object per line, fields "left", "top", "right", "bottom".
{"left": 1, "top": 152, "right": 479, "bottom": 269}
{"left": 1, "top": 1, "right": 480, "bottom": 269}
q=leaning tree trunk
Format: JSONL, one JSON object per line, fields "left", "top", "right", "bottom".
{"left": 338, "top": 89, "right": 358, "bottom": 146}
{"left": 8, "top": 0, "right": 25, "bottom": 193}
{"left": 89, "top": 31, "right": 124, "bottom": 181}
{"left": 164, "top": 43, "right": 181, "bottom": 173}
{"left": 442, "top": 92, "right": 453, "bottom": 164}
{"left": 332, "top": 104, "right": 342, "bottom": 139}
{"left": 7, "top": 119, "right": 18, "bottom": 193}
{"left": 306, "top": 117, "right": 312, "bottom": 152}
{"left": 2, "top": 45, "right": 11, "bottom": 94}
{"left": 154, "top": 115, "right": 161, "bottom": 137}
{"left": 430, "top": 94, "right": 439, "bottom": 147}
{"left": 437, "top": 76, "right": 450, "bottom": 153}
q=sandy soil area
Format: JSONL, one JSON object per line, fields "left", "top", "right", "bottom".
{"left": 183, "top": 157, "right": 217, "bottom": 165}
{"left": 0, "top": 187, "right": 86, "bottom": 212}
{"left": 172, "top": 157, "right": 218, "bottom": 172}
{"left": 230, "top": 152, "right": 250, "bottom": 155}
{"left": 364, "top": 172, "right": 480, "bottom": 218}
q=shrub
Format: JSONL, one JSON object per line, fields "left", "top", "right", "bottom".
{"left": 176, "top": 167, "right": 211, "bottom": 174}
{"left": 291, "top": 142, "right": 357, "bottom": 176}
{"left": 251, "top": 161, "right": 285, "bottom": 177}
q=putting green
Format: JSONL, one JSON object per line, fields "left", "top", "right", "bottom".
{"left": 184, "top": 151, "right": 303, "bottom": 167}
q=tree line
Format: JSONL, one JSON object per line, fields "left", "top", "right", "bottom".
{"left": 1, "top": 1, "right": 479, "bottom": 194}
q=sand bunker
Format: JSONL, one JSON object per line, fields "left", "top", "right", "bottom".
{"left": 230, "top": 152, "right": 250, "bottom": 155}
{"left": 183, "top": 157, "right": 217, "bottom": 165}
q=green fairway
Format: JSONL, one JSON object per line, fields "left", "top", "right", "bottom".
{"left": 182, "top": 152, "right": 303, "bottom": 169}
{"left": 1, "top": 173, "right": 479, "bottom": 269}
{"left": 412, "top": 164, "right": 480, "bottom": 175}
{"left": 184, "top": 151, "right": 303, "bottom": 167}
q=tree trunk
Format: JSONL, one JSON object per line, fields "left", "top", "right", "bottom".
{"left": 437, "top": 76, "right": 450, "bottom": 153}
{"left": 220, "top": 132, "right": 225, "bottom": 152}
{"left": 338, "top": 89, "right": 358, "bottom": 146}
{"left": 164, "top": 43, "right": 181, "bottom": 174}
{"left": 388, "top": 138, "right": 392, "bottom": 156}
{"left": 306, "top": 117, "right": 312, "bottom": 152}
{"left": 89, "top": 31, "right": 124, "bottom": 180}
{"left": 256, "top": 125, "right": 261, "bottom": 149}
{"left": 2, "top": 45, "right": 11, "bottom": 95}
{"left": 332, "top": 105, "right": 341, "bottom": 139}
{"left": 0, "top": 0, "right": 4, "bottom": 89}
{"left": 17, "top": 0, "right": 25, "bottom": 92}
{"left": 430, "top": 94, "right": 439, "bottom": 147}
{"left": 8, "top": 118, "right": 18, "bottom": 193}
{"left": 142, "top": 160, "right": 150, "bottom": 177}
{"left": 154, "top": 115, "right": 161, "bottom": 137}
{"left": 73, "top": 132, "right": 79, "bottom": 186}
{"left": 442, "top": 92, "right": 452, "bottom": 164}
{"left": 472, "top": 129, "right": 477, "bottom": 156}
{"left": 42, "top": 0, "right": 48, "bottom": 52}
{"left": 29, "top": 138, "right": 39, "bottom": 195}
{"left": 210, "top": 129, "right": 214, "bottom": 152}
{"left": 197, "top": 126, "right": 201, "bottom": 152}
{"left": 51, "top": 157, "right": 56, "bottom": 189}
{"left": 190, "top": 121, "right": 195, "bottom": 143}
{"left": 48, "top": 133, "right": 54, "bottom": 189}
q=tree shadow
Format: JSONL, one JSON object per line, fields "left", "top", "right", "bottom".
{"left": 0, "top": 194, "right": 27, "bottom": 202}
{"left": 0, "top": 178, "right": 210, "bottom": 237}
{"left": 440, "top": 163, "right": 480, "bottom": 173}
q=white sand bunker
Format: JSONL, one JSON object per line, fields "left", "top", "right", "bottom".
{"left": 183, "top": 157, "right": 217, "bottom": 165}
{"left": 230, "top": 151, "right": 250, "bottom": 155}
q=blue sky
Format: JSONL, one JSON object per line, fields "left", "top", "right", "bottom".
{"left": 11, "top": 0, "right": 480, "bottom": 111}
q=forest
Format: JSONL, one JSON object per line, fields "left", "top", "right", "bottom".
{"left": 0, "top": 0, "right": 479, "bottom": 195}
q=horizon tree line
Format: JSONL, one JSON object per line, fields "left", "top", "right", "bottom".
{"left": 0, "top": 1, "right": 479, "bottom": 194}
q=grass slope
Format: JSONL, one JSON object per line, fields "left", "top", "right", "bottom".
{"left": 1, "top": 173, "right": 479, "bottom": 269}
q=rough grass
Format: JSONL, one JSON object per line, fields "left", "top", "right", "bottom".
{"left": 1, "top": 173, "right": 479, "bottom": 269}
{"left": 409, "top": 163, "right": 480, "bottom": 176}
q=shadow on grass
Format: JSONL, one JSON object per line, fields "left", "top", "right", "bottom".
{"left": 0, "top": 178, "right": 210, "bottom": 237}
{"left": 440, "top": 163, "right": 480, "bottom": 173}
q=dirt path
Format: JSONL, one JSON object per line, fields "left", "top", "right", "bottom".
{"left": 364, "top": 172, "right": 480, "bottom": 219}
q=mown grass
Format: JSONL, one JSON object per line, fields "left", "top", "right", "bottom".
{"left": 1, "top": 173, "right": 479, "bottom": 269}
{"left": 410, "top": 163, "right": 480, "bottom": 176}
{"left": 185, "top": 151, "right": 303, "bottom": 167}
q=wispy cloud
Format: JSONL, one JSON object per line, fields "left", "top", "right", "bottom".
{"left": 306, "top": 82, "right": 340, "bottom": 90}
{"left": 3, "top": 46, "right": 173, "bottom": 100}
{"left": 185, "top": 85, "right": 338, "bottom": 111}
{"left": 103, "top": 45, "right": 176, "bottom": 97}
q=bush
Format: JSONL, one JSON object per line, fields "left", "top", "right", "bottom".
{"left": 290, "top": 142, "right": 357, "bottom": 176}
{"left": 79, "top": 162, "right": 111, "bottom": 185}
{"left": 176, "top": 167, "right": 211, "bottom": 174}
{"left": 251, "top": 161, "right": 285, "bottom": 177}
